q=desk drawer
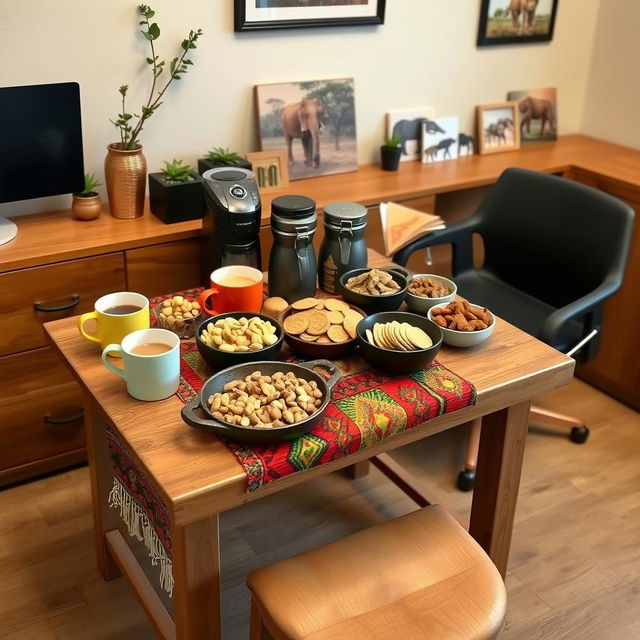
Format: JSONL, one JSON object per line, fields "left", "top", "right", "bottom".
{"left": 0, "top": 347, "right": 86, "bottom": 484}
{"left": 2, "top": 253, "right": 126, "bottom": 357}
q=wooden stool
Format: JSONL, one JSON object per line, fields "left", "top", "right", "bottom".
{"left": 247, "top": 505, "right": 507, "bottom": 640}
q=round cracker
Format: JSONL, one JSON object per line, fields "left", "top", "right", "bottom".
{"left": 365, "top": 328, "right": 375, "bottom": 345}
{"left": 392, "top": 321, "right": 413, "bottom": 351}
{"left": 291, "top": 297, "right": 318, "bottom": 310}
{"left": 314, "top": 301, "right": 326, "bottom": 310}
{"left": 407, "top": 326, "right": 433, "bottom": 350}
{"left": 399, "top": 323, "right": 417, "bottom": 351}
{"left": 306, "top": 311, "right": 331, "bottom": 336}
{"left": 327, "top": 324, "right": 350, "bottom": 343}
{"left": 283, "top": 314, "right": 309, "bottom": 335}
{"left": 324, "top": 298, "right": 350, "bottom": 312}
{"left": 316, "top": 335, "right": 332, "bottom": 343}
{"left": 299, "top": 332, "right": 319, "bottom": 342}
{"left": 343, "top": 314, "right": 360, "bottom": 339}
{"left": 373, "top": 323, "right": 389, "bottom": 349}
{"left": 389, "top": 322, "right": 408, "bottom": 351}
{"left": 327, "top": 310, "right": 344, "bottom": 324}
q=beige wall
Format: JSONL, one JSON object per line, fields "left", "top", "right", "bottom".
{"left": 581, "top": 0, "right": 640, "bottom": 149}
{"left": 1, "top": 0, "right": 601, "bottom": 217}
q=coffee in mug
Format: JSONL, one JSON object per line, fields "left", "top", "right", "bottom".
{"left": 198, "top": 265, "right": 264, "bottom": 316}
{"left": 78, "top": 292, "right": 150, "bottom": 355}
{"left": 101, "top": 328, "right": 180, "bottom": 401}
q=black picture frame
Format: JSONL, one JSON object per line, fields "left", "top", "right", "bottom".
{"left": 234, "top": 0, "right": 385, "bottom": 32}
{"left": 477, "top": 0, "right": 558, "bottom": 47}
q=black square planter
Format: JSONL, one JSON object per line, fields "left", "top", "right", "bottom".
{"left": 149, "top": 172, "right": 206, "bottom": 224}
{"left": 197, "top": 157, "right": 252, "bottom": 175}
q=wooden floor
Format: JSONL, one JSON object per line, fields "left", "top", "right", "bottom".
{"left": 1, "top": 378, "right": 639, "bottom": 639}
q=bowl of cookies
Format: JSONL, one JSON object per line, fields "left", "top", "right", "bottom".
{"left": 279, "top": 297, "right": 366, "bottom": 358}
{"left": 405, "top": 274, "right": 457, "bottom": 314}
{"left": 356, "top": 311, "right": 442, "bottom": 375}
{"left": 154, "top": 295, "right": 203, "bottom": 339}
{"left": 196, "top": 312, "right": 284, "bottom": 370}
{"left": 427, "top": 300, "right": 495, "bottom": 347}
{"left": 338, "top": 267, "right": 409, "bottom": 314}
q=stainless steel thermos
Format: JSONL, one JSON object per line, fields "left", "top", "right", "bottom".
{"left": 268, "top": 195, "right": 318, "bottom": 302}
{"left": 318, "top": 201, "right": 368, "bottom": 294}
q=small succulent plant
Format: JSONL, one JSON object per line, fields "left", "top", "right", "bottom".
{"left": 161, "top": 159, "right": 194, "bottom": 183}
{"left": 75, "top": 173, "right": 102, "bottom": 197}
{"left": 383, "top": 134, "right": 402, "bottom": 148}
{"left": 205, "top": 147, "right": 244, "bottom": 164}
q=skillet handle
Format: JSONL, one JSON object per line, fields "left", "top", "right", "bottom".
{"left": 301, "top": 359, "right": 342, "bottom": 391}
{"left": 181, "top": 395, "right": 217, "bottom": 432}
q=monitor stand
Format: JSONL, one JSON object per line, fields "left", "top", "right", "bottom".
{"left": 0, "top": 217, "right": 18, "bottom": 245}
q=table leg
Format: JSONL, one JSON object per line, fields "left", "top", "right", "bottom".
{"left": 173, "top": 514, "right": 222, "bottom": 640}
{"left": 469, "top": 401, "right": 530, "bottom": 577}
{"left": 87, "top": 402, "right": 121, "bottom": 580}
{"left": 345, "top": 460, "right": 371, "bottom": 479}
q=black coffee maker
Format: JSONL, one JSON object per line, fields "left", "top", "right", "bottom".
{"left": 201, "top": 167, "right": 262, "bottom": 281}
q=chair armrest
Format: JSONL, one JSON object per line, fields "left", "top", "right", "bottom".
{"left": 539, "top": 278, "right": 621, "bottom": 346}
{"left": 393, "top": 216, "right": 481, "bottom": 273}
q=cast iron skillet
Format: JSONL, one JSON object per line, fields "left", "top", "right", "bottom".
{"left": 181, "top": 359, "right": 341, "bottom": 445}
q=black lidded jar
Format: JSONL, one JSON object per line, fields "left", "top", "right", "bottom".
{"left": 318, "top": 201, "right": 368, "bottom": 294}
{"left": 268, "top": 195, "right": 318, "bottom": 302}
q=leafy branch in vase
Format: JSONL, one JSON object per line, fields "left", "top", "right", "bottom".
{"left": 111, "top": 4, "right": 203, "bottom": 150}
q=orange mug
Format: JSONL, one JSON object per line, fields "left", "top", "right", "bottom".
{"left": 199, "top": 265, "right": 264, "bottom": 316}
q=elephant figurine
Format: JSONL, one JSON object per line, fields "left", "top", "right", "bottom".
{"left": 519, "top": 97, "right": 556, "bottom": 137}
{"left": 507, "top": 0, "right": 539, "bottom": 35}
{"left": 282, "top": 98, "right": 324, "bottom": 168}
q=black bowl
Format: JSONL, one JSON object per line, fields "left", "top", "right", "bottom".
{"left": 339, "top": 267, "right": 409, "bottom": 314}
{"left": 356, "top": 311, "right": 443, "bottom": 375}
{"left": 195, "top": 312, "right": 284, "bottom": 371}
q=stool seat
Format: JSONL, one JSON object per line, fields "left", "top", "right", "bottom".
{"left": 248, "top": 505, "right": 507, "bottom": 640}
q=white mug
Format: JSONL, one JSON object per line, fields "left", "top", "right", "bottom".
{"left": 101, "top": 328, "right": 180, "bottom": 401}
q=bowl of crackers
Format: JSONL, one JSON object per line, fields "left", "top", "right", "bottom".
{"left": 427, "top": 300, "right": 495, "bottom": 348}
{"left": 279, "top": 296, "right": 366, "bottom": 358}
{"left": 405, "top": 274, "right": 457, "bottom": 314}
{"left": 154, "top": 295, "right": 203, "bottom": 339}
{"left": 356, "top": 311, "right": 442, "bottom": 375}
{"left": 338, "top": 267, "right": 409, "bottom": 314}
{"left": 196, "top": 312, "right": 284, "bottom": 370}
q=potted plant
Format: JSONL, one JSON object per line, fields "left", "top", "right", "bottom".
{"left": 198, "top": 147, "right": 252, "bottom": 175}
{"left": 380, "top": 134, "right": 403, "bottom": 171}
{"left": 106, "top": 4, "right": 203, "bottom": 220}
{"left": 148, "top": 159, "right": 205, "bottom": 224}
{"left": 72, "top": 173, "right": 103, "bottom": 221}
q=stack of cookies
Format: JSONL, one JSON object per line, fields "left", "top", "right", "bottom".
{"left": 282, "top": 297, "right": 364, "bottom": 344}
{"left": 366, "top": 320, "right": 433, "bottom": 351}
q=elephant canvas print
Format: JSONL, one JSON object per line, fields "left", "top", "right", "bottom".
{"left": 386, "top": 108, "right": 436, "bottom": 162}
{"left": 477, "top": 0, "right": 559, "bottom": 46}
{"left": 507, "top": 87, "right": 557, "bottom": 144}
{"left": 255, "top": 78, "right": 357, "bottom": 180}
{"left": 421, "top": 117, "right": 460, "bottom": 164}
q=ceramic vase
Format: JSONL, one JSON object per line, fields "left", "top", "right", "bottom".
{"left": 105, "top": 143, "right": 146, "bottom": 219}
{"left": 72, "top": 194, "right": 102, "bottom": 221}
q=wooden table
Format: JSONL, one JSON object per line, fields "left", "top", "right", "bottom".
{"left": 44, "top": 254, "right": 575, "bottom": 640}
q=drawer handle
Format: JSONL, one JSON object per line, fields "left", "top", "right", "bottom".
{"left": 44, "top": 409, "right": 85, "bottom": 425}
{"left": 33, "top": 294, "right": 81, "bottom": 313}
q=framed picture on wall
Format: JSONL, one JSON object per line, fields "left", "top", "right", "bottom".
{"left": 477, "top": 0, "right": 559, "bottom": 46}
{"left": 245, "top": 150, "right": 289, "bottom": 193}
{"left": 235, "top": 0, "right": 386, "bottom": 32}
{"left": 476, "top": 102, "right": 521, "bottom": 155}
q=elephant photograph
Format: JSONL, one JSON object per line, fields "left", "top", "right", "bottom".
{"left": 477, "top": 0, "right": 558, "bottom": 46}
{"left": 255, "top": 78, "right": 357, "bottom": 180}
{"left": 507, "top": 87, "right": 557, "bottom": 144}
{"left": 476, "top": 103, "right": 521, "bottom": 155}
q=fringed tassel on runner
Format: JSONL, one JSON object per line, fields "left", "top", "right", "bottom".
{"left": 108, "top": 476, "right": 174, "bottom": 597}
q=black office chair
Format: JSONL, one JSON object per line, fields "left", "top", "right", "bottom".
{"left": 394, "top": 168, "right": 635, "bottom": 491}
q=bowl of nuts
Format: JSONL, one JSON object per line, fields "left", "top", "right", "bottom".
{"left": 279, "top": 296, "right": 365, "bottom": 359}
{"left": 427, "top": 300, "right": 495, "bottom": 348}
{"left": 155, "top": 295, "right": 203, "bottom": 338}
{"left": 405, "top": 274, "right": 457, "bottom": 314}
{"left": 180, "top": 359, "right": 341, "bottom": 444}
{"left": 196, "top": 312, "right": 284, "bottom": 370}
{"left": 338, "top": 267, "right": 409, "bottom": 314}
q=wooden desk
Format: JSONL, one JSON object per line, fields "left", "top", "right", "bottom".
{"left": 44, "top": 251, "right": 574, "bottom": 639}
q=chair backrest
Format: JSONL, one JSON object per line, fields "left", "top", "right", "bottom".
{"left": 475, "top": 168, "right": 635, "bottom": 308}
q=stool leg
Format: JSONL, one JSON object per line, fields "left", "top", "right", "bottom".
{"left": 457, "top": 418, "right": 482, "bottom": 492}
{"left": 250, "top": 596, "right": 275, "bottom": 640}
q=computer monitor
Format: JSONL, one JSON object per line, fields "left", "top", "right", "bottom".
{"left": 0, "top": 81, "right": 85, "bottom": 244}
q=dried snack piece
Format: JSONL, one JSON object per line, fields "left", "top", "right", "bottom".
{"left": 431, "top": 301, "right": 492, "bottom": 332}
{"left": 345, "top": 269, "right": 402, "bottom": 296}
{"left": 409, "top": 277, "right": 451, "bottom": 299}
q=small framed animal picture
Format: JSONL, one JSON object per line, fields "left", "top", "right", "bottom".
{"left": 245, "top": 149, "right": 289, "bottom": 193}
{"left": 476, "top": 102, "right": 521, "bottom": 155}
{"left": 477, "top": 0, "right": 559, "bottom": 47}
{"left": 386, "top": 108, "right": 435, "bottom": 162}
{"left": 507, "top": 87, "right": 557, "bottom": 145}
{"left": 421, "top": 117, "right": 459, "bottom": 164}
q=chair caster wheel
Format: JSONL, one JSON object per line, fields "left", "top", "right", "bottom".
{"left": 570, "top": 425, "right": 589, "bottom": 444}
{"left": 457, "top": 469, "right": 476, "bottom": 492}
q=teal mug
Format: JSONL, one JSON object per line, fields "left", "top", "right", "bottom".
{"left": 102, "top": 328, "right": 180, "bottom": 401}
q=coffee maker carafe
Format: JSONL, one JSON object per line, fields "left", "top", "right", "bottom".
{"left": 201, "top": 167, "right": 262, "bottom": 281}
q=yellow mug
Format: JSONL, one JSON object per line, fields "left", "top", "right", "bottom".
{"left": 78, "top": 292, "right": 150, "bottom": 354}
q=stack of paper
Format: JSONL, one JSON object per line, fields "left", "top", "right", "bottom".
{"left": 379, "top": 201, "right": 445, "bottom": 256}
